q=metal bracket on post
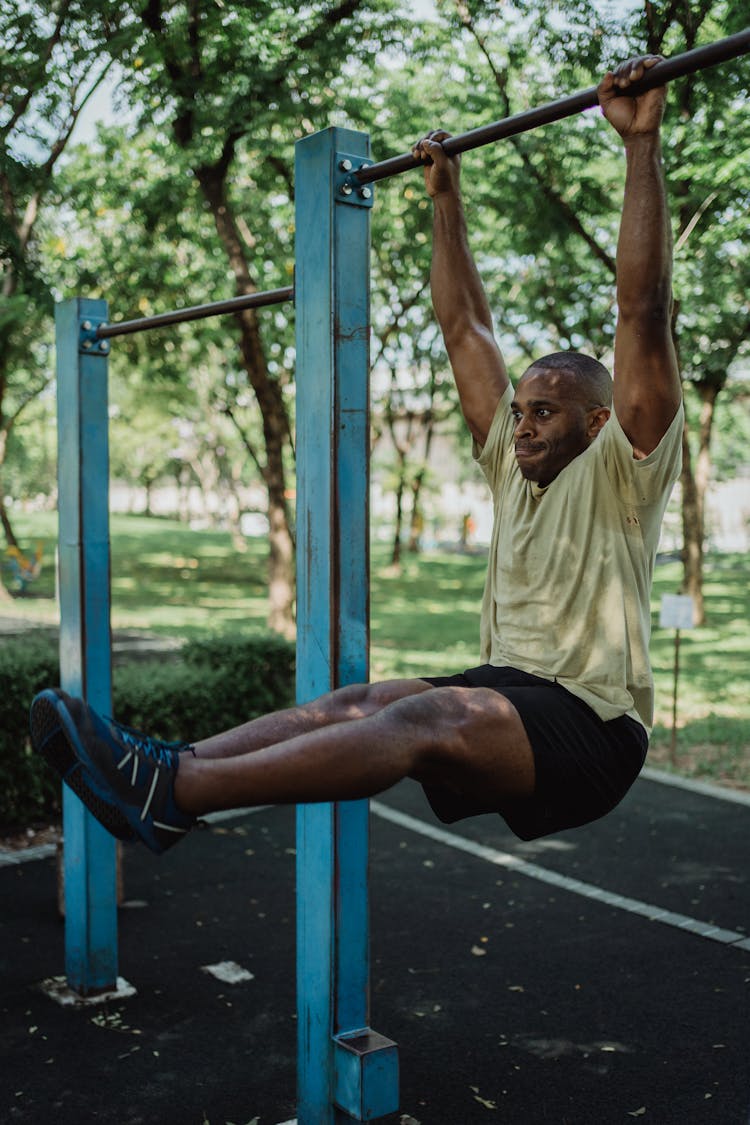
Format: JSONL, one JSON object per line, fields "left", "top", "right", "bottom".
{"left": 78, "top": 318, "right": 111, "bottom": 356}
{"left": 334, "top": 1031, "right": 399, "bottom": 1121}
{"left": 336, "top": 153, "right": 375, "bottom": 207}
{"left": 295, "top": 127, "right": 398, "bottom": 1123}
{"left": 55, "top": 297, "right": 119, "bottom": 997}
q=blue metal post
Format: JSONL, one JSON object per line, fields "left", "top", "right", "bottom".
{"left": 294, "top": 128, "right": 399, "bottom": 1122}
{"left": 55, "top": 298, "right": 118, "bottom": 993}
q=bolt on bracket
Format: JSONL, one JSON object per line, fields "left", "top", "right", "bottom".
{"left": 335, "top": 153, "right": 374, "bottom": 208}
{"left": 78, "top": 318, "right": 110, "bottom": 356}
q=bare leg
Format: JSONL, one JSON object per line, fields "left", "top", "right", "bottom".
{"left": 194, "top": 679, "right": 431, "bottom": 759}
{"left": 175, "top": 684, "right": 535, "bottom": 817}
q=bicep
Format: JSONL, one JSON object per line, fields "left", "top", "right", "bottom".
{"left": 445, "top": 323, "right": 509, "bottom": 446}
{"left": 613, "top": 311, "right": 682, "bottom": 457}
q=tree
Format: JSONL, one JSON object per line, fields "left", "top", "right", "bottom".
{"left": 0, "top": 1, "right": 119, "bottom": 577}
{"left": 79, "top": 0, "right": 406, "bottom": 637}
{"left": 644, "top": 3, "right": 750, "bottom": 620}
{"left": 11, "top": 0, "right": 746, "bottom": 630}
{"left": 362, "top": 40, "right": 490, "bottom": 560}
{"left": 433, "top": 0, "right": 750, "bottom": 621}
{"left": 51, "top": 121, "right": 272, "bottom": 534}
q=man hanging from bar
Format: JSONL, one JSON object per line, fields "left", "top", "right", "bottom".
{"left": 30, "top": 55, "right": 683, "bottom": 853}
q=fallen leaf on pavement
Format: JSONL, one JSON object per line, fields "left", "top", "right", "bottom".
{"left": 470, "top": 1086, "right": 497, "bottom": 1109}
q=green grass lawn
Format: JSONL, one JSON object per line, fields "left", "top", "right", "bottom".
{"left": 4, "top": 511, "right": 749, "bottom": 789}
{"left": 649, "top": 554, "right": 750, "bottom": 786}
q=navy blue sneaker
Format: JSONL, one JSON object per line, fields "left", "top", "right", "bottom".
{"left": 30, "top": 690, "right": 135, "bottom": 842}
{"left": 30, "top": 689, "right": 196, "bottom": 855}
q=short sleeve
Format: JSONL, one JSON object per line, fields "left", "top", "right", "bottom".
{"left": 599, "top": 403, "right": 684, "bottom": 507}
{"left": 474, "top": 384, "right": 516, "bottom": 489}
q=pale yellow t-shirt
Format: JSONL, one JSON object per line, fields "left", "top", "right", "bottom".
{"left": 476, "top": 384, "right": 684, "bottom": 731}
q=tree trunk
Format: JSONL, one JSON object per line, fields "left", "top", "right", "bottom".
{"left": 391, "top": 476, "right": 404, "bottom": 568}
{"left": 265, "top": 467, "right": 295, "bottom": 639}
{"left": 679, "top": 418, "right": 704, "bottom": 625}
{"left": 0, "top": 425, "right": 19, "bottom": 553}
{"left": 0, "top": 486, "right": 18, "bottom": 553}
{"left": 680, "top": 382, "right": 719, "bottom": 626}
{"left": 196, "top": 164, "right": 296, "bottom": 638}
{"left": 235, "top": 329, "right": 295, "bottom": 638}
{"left": 385, "top": 379, "right": 411, "bottom": 569}
{"left": 0, "top": 504, "right": 16, "bottom": 602}
{"left": 0, "top": 434, "right": 18, "bottom": 601}
{"left": 407, "top": 470, "right": 424, "bottom": 554}
{"left": 407, "top": 393, "right": 437, "bottom": 553}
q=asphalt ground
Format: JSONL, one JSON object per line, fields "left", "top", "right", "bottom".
{"left": 2, "top": 771, "right": 749, "bottom": 1125}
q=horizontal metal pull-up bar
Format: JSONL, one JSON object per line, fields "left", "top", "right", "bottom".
{"left": 354, "top": 27, "right": 750, "bottom": 186}
{"left": 96, "top": 284, "right": 294, "bottom": 339}
{"left": 92, "top": 30, "right": 748, "bottom": 343}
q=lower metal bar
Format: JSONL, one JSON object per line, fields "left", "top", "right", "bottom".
{"left": 96, "top": 285, "right": 294, "bottom": 339}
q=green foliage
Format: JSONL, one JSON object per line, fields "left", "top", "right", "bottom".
{"left": 0, "top": 630, "right": 294, "bottom": 832}
{"left": 112, "top": 633, "right": 295, "bottom": 742}
{"left": 0, "top": 0, "right": 122, "bottom": 325}
{"left": 708, "top": 382, "right": 750, "bottom": 480}
{"left": 649, "top": 554, "right": 750, "bottom": 783}
{"left": 4, "top": 0, "right": 750, "bottom": 594}
{"left": 0, "top": 634, "right": 61, "bottom": 830}
{"left": 2, "top": 513, "right": 748, "bottom": 824}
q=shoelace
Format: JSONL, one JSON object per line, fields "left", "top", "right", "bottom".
{"left": 107, "top": 718, "right": 193, "bottom": 766}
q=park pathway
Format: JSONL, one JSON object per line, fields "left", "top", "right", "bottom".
{"left": 1, "top": 769, "right": 748, "bottom": 1124}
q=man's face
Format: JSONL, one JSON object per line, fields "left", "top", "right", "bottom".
{"left": 510, "top": 368, "right": 609, "bottom": 487}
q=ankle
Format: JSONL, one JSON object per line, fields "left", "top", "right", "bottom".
{"left": 173, "top": 755, "right": 203, "bottom": 816}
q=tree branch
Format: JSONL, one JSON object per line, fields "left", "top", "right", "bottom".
{"left": 674, "top": 190, "right": 718, "bottom": 253}
{"left": 294, "top": 0, "right": 368, "bottom": 53}
{"left": 40, "top": 59, "right": 116, "bottom": 180}
{"left": 1, "top": 0, "right": 73, "bottom": 139}
{"left": 455, "top": 1, "right": 616, "bottom": 276}
{"left": 221, "top": 402, "right": 266, "bottom": 480}
{"left": 371, "top": 280, "right": 429, "bottom": 369}
{"left": 267, "top": 155, "right": 295, "bottom": 199}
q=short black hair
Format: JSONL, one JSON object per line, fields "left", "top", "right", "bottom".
{"left": 524, "top": 351, "right": 613, "bottom": 408}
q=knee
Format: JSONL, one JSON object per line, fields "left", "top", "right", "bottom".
{"left": 409, "top": 684, "right": 513, "bottom": 728}
{"left": 385, "top": 685, "right": 472, "bottom": 756}
{"left": 307, "top": 682, "right": 371, "bottom": 723}
{"left": 318, "top": 679, "right": 432, "bottom": 723}
{"left": 402, "top": 685, "right": 519, "bottom": 764}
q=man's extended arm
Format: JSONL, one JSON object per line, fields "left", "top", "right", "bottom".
{"left": 416, "top": 132, "right": 508, "bottom": 445}
{"left": 600, "top": 56, "right": 682, "bottom": 457}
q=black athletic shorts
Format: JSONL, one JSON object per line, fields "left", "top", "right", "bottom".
{"left": 419, "top": 664, "right": 648, "bottom": 842}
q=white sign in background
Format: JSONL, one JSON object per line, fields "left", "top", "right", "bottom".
{"left": 659, "top": 594, "right": 695, "bottom": 630}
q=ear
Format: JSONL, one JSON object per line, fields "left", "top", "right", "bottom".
{"left": 588, "top": 406, "right": 611, "bottom": 437}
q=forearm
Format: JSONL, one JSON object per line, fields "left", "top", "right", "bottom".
{"left": 613, "top": 127, "right": 681, "bottom": 452}
{"left": 616, "top": 132, "right": 673, "bottom": 319}
{"left": 417, "top": 132, "right": 507, "bottom": 442}
{"left": 429, "top": 189, "right": 508, "bottom": 441}
{"left": 431, "top": 190, "right": 495, "bottom": 346}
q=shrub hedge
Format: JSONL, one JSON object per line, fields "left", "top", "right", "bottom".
{"left": 0, "top": 635, "right": 61, "bottom": 833}
{"left": 0, "top": 633, "right": 295, "bottom": 833}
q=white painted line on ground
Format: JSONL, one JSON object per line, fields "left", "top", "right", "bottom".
{"left": 0, "top": 806, "right": 270, "bottom": 867}
{"left": 641, "top": 765, "right": 750, "bottom": 807}
{"left": 0, "top": 842, "right": 56, "bottom": 867}
{"left": 2, "top": 771, "right": 747, "bottom": 876}
{"left": 370, "top": 801, "right": 750, "bottom": 953}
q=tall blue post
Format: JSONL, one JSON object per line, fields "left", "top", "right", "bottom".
{"left": 55, "top": 298, "right": 118, "bottom": 994}
{"left": 295, "top": 128, "right": 399, "bottom": 1121}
